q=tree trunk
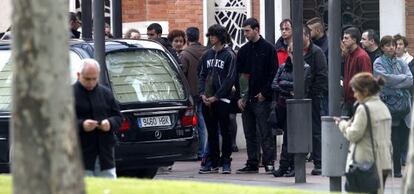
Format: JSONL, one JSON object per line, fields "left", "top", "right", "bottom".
{"left": 11, "top": 0, "right": 85, "bottom": 194}
{"left": 403, "top": 112, "right": 414, "bottom": 193}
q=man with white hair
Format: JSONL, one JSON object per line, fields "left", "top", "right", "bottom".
{"left": 73, "top": 58, "right": 122, "bottom": 178}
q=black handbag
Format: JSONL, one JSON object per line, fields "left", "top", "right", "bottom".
{"left": 345, "top": 103, "right": 380, "bottom": 193}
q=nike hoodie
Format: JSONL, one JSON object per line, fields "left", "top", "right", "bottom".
{"left": 198, "top": 46, "right": 237, "bottom": 101}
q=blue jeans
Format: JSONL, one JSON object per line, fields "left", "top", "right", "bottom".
{"left": 320, "top": 95, "right": 328, "bottom": 116}
{"left": 84, "top": 157, "right": 117, "bottom": 179}
{"left": 196, "top": 101, "right": 208, "bottom": 158}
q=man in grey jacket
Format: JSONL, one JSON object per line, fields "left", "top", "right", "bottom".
{"left": 180, "top": 27, "right": 208, "bottom": 161}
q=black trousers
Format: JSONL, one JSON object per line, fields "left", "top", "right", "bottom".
{"left": 311, "top": 95, "right": 322, "bottom": 168}
{"left": 277, "top": 105, "right": 294, "bottom": 170}
{"left": 241, "top": 101, "right": 276, "bottom": 167}
{"left": 391, "top": 120, "right": 409, "bottom": 174}
{"left": 202, "top": 101, "right": 232, "bottom": 167}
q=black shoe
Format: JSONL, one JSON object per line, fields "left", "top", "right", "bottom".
{"left": 275, "top": 128, "right": 283, "bottom": 136}
{"left": 264, "top": 165, "right": 274, "bottom": 174}
{"left": 394, "top": 172, "right": 402, "bottom": 178}
{"left": 311, "top": 167, "right": 322, "bottom": 175}
{"left": 222, "top": 163, "right": 231, "bottom": 174}
{"left": 199, "top": 161, "right": 219, "bottom": 174}
{"left": 284, "top": 170, "right": 295, "bottom": 177}
{"left": 272, "top": 168, "right": 288, "bottom": 177}
{"left": 236, "top": 165, "right": 259, "bottom": 174}
{"left": 232, "top": 145, "right": 239, "bottom": 152}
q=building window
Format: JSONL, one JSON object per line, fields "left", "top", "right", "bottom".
{"left": 303, "top": 0, "right": 379, "bottom": 33}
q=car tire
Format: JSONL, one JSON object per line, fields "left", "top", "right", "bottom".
{"left": 118, "top": 168, "right": 158, "bottom": 179}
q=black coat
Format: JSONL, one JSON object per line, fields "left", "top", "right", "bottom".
{"left": 304, "top": 42, "right": 328, "bottom": 97}
{"left": 74, "top": 81, "right": 122, "bottom": 170}
{"left": 237, "top": 36, "right": 278, "bottom": 101}
{"left": 272, "top": 57, "right": 312, "bottom": 106}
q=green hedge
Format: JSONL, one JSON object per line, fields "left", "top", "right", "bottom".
{"left": 0, "top": 175, "right": 330, "bottom": 194}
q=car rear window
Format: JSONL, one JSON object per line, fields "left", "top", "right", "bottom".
{"left": 105, "top": 49, "right": 185, "bottom": 103}
{"left": 0, "top": 50, "right": 82, "bottom": 111}
{"left": 0, "top": 50, "right": 12, "bottom": 111}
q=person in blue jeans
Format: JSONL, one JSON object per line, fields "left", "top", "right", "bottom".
{"left": 196, "top": 101, "right": 208, "bottom": 162}
{"left": 180, "top": 27, "right": 208, "bottom": 161}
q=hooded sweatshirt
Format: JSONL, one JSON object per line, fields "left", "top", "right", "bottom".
{"left": 198, "top": 45, "right": 237, "bottom": 101}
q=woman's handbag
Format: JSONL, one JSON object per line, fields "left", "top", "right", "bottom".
{"left": 381, "top": 91, "right": 411, "bottom": 117}
{"left": 344, "top": 103, "right": 380, "bottom": 193}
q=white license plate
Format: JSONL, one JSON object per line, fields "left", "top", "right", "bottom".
{"left": 138, "top": 116, "right": 171, "bottom": 128}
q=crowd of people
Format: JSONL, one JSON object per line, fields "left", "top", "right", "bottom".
{"left": 164, "top": 16, "right": 413, "bottom": 186}
{"left": 65, "top": 11, "right": 414, "bottom": 192}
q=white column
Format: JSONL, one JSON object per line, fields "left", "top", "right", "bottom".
{"left": 203, "top": 0, "right": 210, "bottom": 45}
{"left": 69, "top": 0, "right": 76, "bottom": 12}
{"left": 260, "top": 0, "right": 266, "bottom": 38}
{"left": 380, "top": 0, "right": 405, "bottom": 37}
{"left": 274, "top": 0, "right": 290, "bottom": 40}
{"left": 0, "top": 0, "right": 12, "bottom": 32}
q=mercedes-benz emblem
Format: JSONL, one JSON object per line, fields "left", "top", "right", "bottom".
{"left": 154, "top": 130, "right": 162, "bottom": 139}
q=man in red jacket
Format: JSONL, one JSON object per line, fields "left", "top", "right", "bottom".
{"left": 275, "top": 19, "right": 292, "bottom": 67}
{"left": 341, "top": 27, "right": 372, "bottom": 116}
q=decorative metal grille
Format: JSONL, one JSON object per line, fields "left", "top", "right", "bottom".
{"left": 214, "top": 0, "right": 251, "bottom": 50}
{"left": 303, "top": 0, "right": 379, "bottom": 33}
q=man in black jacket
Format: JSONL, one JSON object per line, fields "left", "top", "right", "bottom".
{"left": 147, "top": 23, "right": 181, "bottom": 64}
{"left": 236, "top": 18, "right": 278, "bottom": 174}
{"left": 198, "top": 24, "right": 237, "bottom": 174}
{"left": 302, "top": 25, "right": 328, "bottom": 175}
{"left": 306, "top": 17, "right": 328, "bottom": 62}
{"left": 74, "top": 58, "right": 122, "bottom": 178}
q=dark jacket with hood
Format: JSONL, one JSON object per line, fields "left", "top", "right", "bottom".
{"left": 74, "top": 81, "right": 122, "bottom": 171}
{"left": 313, "top": 34, "right": 328, "bottom": 62}
{"left": 304, "top": 42, "right": 328, "bottom": 97}
{"left": 272, "top": 57, "right": 311, "bottom": 106}
{"left": 199, "top": 45, "right": 237, "bottom": 100}
{"left": 237, "top": 36, "right": 278, "bottom": 102}
{"left": 180, "top": 42, "right": 207, "bottom": 98}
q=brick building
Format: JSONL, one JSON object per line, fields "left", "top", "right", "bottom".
{"left": 118, "top": 0, "right": 414, "bottom": 52}
{"left": 407, "top": 0, "right": 414, "bottom": 51}
{"left": 1, "top": 0, "right": 413, "bottom": 52}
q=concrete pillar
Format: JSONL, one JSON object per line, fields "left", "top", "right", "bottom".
{"left": 274, "top": 0, "right": 290, "bottom": 40}
{"left": 380, "top": 0, "right": 405, "bottom": 36}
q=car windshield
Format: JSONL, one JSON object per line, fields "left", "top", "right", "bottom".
{"left": 105, "top": 49, "right": 185, "bottom": 103}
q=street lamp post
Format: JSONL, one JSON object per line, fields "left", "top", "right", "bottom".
{"left": 93, "top": 0, "right": 107, "bottom": 81}
{"left": 112, "top": 0, "right": 122, "bottom": 38}
{"left": 288, "top": 0, "right": 312, "bottom": 184}
{"left": 264, "top": 0, "right": 275, "bottom": 44}
{"left": 321, "top": 0, "right": 348, "bottom": 192}
{"left": 81, "top": 0, "right": 92, "bottom": 40}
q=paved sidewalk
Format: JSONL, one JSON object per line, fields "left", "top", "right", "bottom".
{"left": 156, "top": 149, "right": 402, "bottom": 193}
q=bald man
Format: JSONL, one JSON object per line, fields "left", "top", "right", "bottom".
{"left": 74, "top": 58, "right": 122, "bottom": 178}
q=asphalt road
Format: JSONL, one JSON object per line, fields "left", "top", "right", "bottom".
{"left": 156, "top": 149, "right": 403, "bottom": 193}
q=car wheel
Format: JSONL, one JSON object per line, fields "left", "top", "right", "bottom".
{"left": 118, "top": 168, "right": 158, "bottom": 179}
